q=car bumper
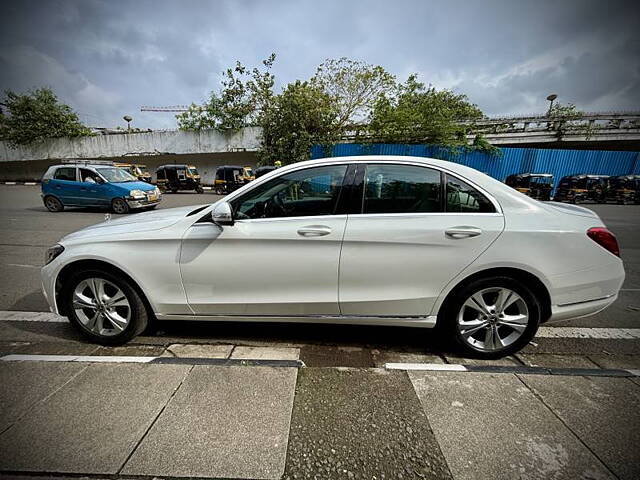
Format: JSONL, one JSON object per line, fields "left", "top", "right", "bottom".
{"left": 126, "top": 198, "right": 161, "bottom": 209}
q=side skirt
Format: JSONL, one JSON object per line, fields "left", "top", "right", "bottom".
{"left": 154, "top": 313, "right": 438, "bottom": 328}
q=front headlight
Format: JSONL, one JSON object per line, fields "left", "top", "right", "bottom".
{"left": 45, "top": 244, "right": 65, "bottom": 265}
{"left": 154, "top": 186, "right": 161, "bottom": 195}
{"left": 129, "top": 189, "right": 146, "bottom": 199}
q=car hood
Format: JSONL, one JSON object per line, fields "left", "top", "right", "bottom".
{"left": 110, "top": 181, "right": 156, "bottom": 191}
{"left": 61, "top": 204, "right": 210, "bottom": 242}
{"left": 544, "top": 201, "right": 600, "bottom": 219}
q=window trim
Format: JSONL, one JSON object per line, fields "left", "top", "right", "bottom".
{"left": 229, "top": 163, "right": 350, "bottom": 222}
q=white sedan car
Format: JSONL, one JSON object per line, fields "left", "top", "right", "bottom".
{"left": 41, "top": 156, "right": 625, "bottom": 358}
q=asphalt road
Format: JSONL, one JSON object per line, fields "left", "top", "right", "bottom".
{"left": 1, "top": 184, "right": 638, "bottom": 325}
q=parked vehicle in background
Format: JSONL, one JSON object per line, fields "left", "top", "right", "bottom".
{"left": 605, "top": 175, "right": 640, "bottom": 204}
{"left": 554, "top": 174, "right": 609, "bottom": 204}
{"left": 254, "top": 165, "right": 278, "bottom": 178}
{"left": 42, "top": 156, "right": 624, "bottom": 359}
{"left": 214, "top": 165, "right": 245, "bottom": 194}
{"left": 41, "top": 162, "right": 161, "bottom": 214}
{"left": 505, "top": 173, "right": 554, "bottom": 201}
{"left": 156, "top": 164, "right": 203, "bottom": 193}
{"left": 114, "top": 162, "right": 152, "bottom": 182}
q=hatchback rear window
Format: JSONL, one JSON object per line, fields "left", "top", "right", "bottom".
{"left": 54, "top": 167, "right": 76, "bottom": 181}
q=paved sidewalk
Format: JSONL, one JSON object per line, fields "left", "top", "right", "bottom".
{"left": 0, "top": 357, "right": 639, "bottom": 480}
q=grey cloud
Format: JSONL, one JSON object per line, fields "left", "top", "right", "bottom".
{"left": 1, "top": 0, "right": 638, "bottom": 129}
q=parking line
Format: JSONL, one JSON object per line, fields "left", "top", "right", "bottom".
{"left": 386, "top": 362, "right": 639, "bottom": 377}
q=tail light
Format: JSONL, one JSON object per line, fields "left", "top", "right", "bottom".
{"left": 587, "top": 227, "right": 620, "bottom": 257}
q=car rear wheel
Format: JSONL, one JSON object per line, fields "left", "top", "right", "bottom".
{"left": 63, "top": 269, "right": 148, "bottom": 345}
{"left": 44, "top": 195, "right": 64, "bottom": 212}
{"left": 442, "top": 276, "right": 541, "bottom": 359}
{"left": 112, "top": 198, "right": 129, "bottom": 214}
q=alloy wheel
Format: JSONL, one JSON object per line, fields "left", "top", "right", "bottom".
{"left": 73, "top": 277, "right": 131, "bottom": 336}
{"left": 456, "top": 287, "right": 529, "bottom": 352}
{"left": 112, "top": 198, "right": 128, "bottom": 214}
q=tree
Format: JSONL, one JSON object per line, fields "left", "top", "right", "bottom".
{"left": 177, "top": 54, "right": 276, "bottom": 131}
{"left": 368, "top": 75, "right": 484, "bottom": 148}
{"left": 311, "top": 57, "right": 396, "bottom": 130}
{"left": 258, "top": 81, "right": 339, "bottom": 166}
{"left": 0, "top": 88, "right": 91, "bottom": 147}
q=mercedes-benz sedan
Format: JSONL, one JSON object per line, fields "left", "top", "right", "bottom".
{"left": 41, "top": 156, "right": 625, "bottom": 358}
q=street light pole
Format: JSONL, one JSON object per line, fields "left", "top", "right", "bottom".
{"left": 546, "top": 94, "right": 557, "bottom": 116}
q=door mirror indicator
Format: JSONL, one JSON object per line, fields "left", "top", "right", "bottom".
{"left": 211, "top": 201, "right": 234, "bottom": 225}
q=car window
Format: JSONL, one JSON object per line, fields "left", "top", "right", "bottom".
{"left": 445, "top": 175, "right": 495, "bottom": 213}
{"left": 95, "top": 167, "right": 137, "bottom": 183}
{"left": 53, "top": 167, "right": 77, "bottom": 181}
{"left": 232, "top": 165, "right": 348, "bottom": 219}
{"left": 362, "top": 164, "right": 442, "bottom": 214}
{"left": 80, "top": 168, "right": 100, "bottom": 183}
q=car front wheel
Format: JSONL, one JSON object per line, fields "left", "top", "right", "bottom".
{"left": 112, "top": 198, "right": 129, "bottom": 214}
{"left": 442, "top": 276, "right": 541, "bottom": 359}
{"left": 63, "top": 269, "right": 148, "bottom": 345}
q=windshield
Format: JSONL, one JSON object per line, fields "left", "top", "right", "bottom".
{"left": 135, "top": 165, "right": 149, "bottom": 175}
{"left": 188, "top": 167, "right": 199, "bottom": 176}
{"left": 96, "top": 167, "right": 137, "bottom": 183}
{"left": 244, "top": 168, "right": 254, "bottom": 177}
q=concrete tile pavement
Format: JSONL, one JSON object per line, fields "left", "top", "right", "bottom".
{"left": 408, "top": 371, "right": 616, "bottom": 480}
{"left": 122, "top": 365, "right": 297, "bottom": 480}
{"left": 521, "top": 375, "right": 640, "bottom": 480}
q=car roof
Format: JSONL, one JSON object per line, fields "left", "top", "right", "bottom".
{"left": 49, "top": 163, "right": 115, "bottom": 170}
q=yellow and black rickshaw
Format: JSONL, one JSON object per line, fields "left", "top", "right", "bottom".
{"left": 605, "top": 175, "right": 640, "bottom": 204}
{"left": 554, "top": 174, "right": 609, "bottom": 204}
{"left": 214, "top": 165, "right": 246, "bottom": 195}
{"left": 156, "top": 164, "right": 203, "bottom": 193}
{"left": 114, "top": 162, "right": 152, "bottom": 182}
{"left": 505, "top": 173, "right": 554, "bottom": 201}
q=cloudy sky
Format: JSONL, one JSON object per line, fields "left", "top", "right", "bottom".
{"left": 1, "top": 0, "right": 638, "bottom": 129}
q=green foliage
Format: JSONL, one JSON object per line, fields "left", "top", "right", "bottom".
{"left": 0, "top": 88, "right": 91, "bottom": 147}
{"left": 469, "top": 134, "right": 502, "bottom": 156}
{"left": 368, "top": 75, "right": 484, "bottom": 148}
{"left": 257, "top": 81, "right": 339, "bottom": 166}
{"left": 312, "top": 57, "right": 396, "bottom": 129}
{"left": 547, "top": 102, "right": 582, "bottom": 119}
{"left": 177, "top": 54, "right": 276, "bottom": 131}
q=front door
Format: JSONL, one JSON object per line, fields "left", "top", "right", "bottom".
{"left": 339, "top": 163, "right": 505, "bottom": 317}
{"left": 180, "top": 164, "right": 349, "bottom": 316}
{"left": 76, "top": 168, "right": 109, "bottom": 206}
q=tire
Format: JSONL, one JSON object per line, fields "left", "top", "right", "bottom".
{"left": 44, "top": 195, "right": 64, "bottom": 212}
{"left": 196, "top": 185, "right": 204, "bottom": 194}
{"left": 111, "top": 198, "right": 129, "bottom": 214}
{"left": 62, "top": 269, "right": 148, "bottom": 345}
{"left": 439, "top": 276, "right": 541, "bottom": 359}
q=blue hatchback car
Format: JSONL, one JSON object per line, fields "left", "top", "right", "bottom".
{"left": 41, "top": 163, "right": 162, "bottom": 214}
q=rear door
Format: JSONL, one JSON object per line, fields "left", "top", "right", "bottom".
{"left": 338, "top": 162, "right": 505, "bottom": 317}
{"left": 50, "top": 167, "right": 79, "bottom": 204}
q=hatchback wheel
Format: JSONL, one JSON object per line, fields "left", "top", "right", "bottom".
{"left": 443, "top": 276, "right": 541, "bottom": 358}
{"left": 44, "top": 195, "right": 64, "bottom": 212}
{"left": 112, "top": 198, "right": 129, "bottom": 214}
{"left": 64, "top": 269, "right": 148, "bottom": 345}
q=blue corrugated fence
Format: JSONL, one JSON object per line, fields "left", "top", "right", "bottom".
{"left": 310, "top": 144, "right": 640, "bottom": 189}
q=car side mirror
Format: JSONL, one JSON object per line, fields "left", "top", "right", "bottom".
{"left": 211, "top": 201, "right": 234, "bottom": 226}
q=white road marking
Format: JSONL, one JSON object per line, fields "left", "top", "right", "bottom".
{"left": 4, "top": 182, "right": 17, "bottom": 185}
{"left": 537, "top": 327, "right": 640, "bottom": 339}
{"left": 1, "top": 354, "right": 156, "bottom": 363}
{"left": 24, "top": 182, "right": 37, "bottom": 185}
{"left": 386, "top": 363, "right": 468, "bottom": 371}
{"left": 0, "top": 311, "right": 67, "bottom": 322}
{"left": 6, "top": 264, "right": 40, "bottom": 269}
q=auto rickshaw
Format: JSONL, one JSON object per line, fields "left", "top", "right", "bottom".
{"left": 605, "top": 175, "right": 640, "bottom": 204}
{"left": 554, "top": 174, "right": 609, "bottom": 204}
{"left": 156, "top": 164, "right": 203, "bottom": 193}
{"left": 114, "top": 162, "right": 152, "bottom": 182}
{"left": 214, "top": 165, "right": 246, "bottom": 194}
{"left": 505, "top": 173, "right": 554, "bottom": 201}
{"left": 254, "top": 165, "right": 277, "bottom": 178}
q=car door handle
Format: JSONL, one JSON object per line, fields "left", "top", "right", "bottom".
{"left": 297, "top": 225, "right": 332, "bottom": 237}
{"left": 445, "top": 226, "right": 482, "bottom": 238}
